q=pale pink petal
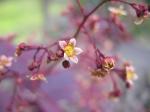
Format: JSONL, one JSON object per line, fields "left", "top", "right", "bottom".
{"left": 6, "top": 62, "right": 12, "bottom": 67}
{"left": 59, "top": 41, "right": 67, "bottom": 49}
{"left": 133, "top": 74, "right": 138, "bottom": 80}
{"left": 8, "top": 57, "right": 13, "bottom": 62}
{"left": 69, "top": 38, "right": 76, "bottom": 46}
{"left": 0, "top": 55, "right": 7, "bottom": 60}
{"left": 75, "top": 47, "right": 83, "bottom": 55}
{"left": 70, "top": 56, "right": 78, "bottom": 64}
{"left": 64, "top": 53, "right": 69, "bottom": 60}
{"left": 0, "top": 65, "right": 4, "bottom": 70}
{"left": 127, "top": 80, "right": 133, "bottom": 86}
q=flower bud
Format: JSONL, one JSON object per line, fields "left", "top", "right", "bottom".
{"left": 14, "top": 43, "right": 26, "bottom": 57}
{"left": 62, "top": 60, "right": 70, "bottom": 68}
{"left": 28, "top": 61, "right": 40, "bottom": 71}
{"left": 108, "top": 89, "right": 121, "bottom": 101}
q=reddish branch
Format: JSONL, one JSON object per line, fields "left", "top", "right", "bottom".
{"left": 73, "top": 0, "right": 111, "bottom": 38}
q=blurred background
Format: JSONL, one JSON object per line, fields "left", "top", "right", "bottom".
{"left": 0, "top": 0, "right": 150, "bottom": 43}
{"left": 0, "top": 0, "right": 150, "bottom": 112}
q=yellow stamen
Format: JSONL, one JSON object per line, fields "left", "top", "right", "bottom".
{"left": 126, "top": 69, "right": 135, "bottom": 80}
{"left": 64, "top": 43, "right": 75, "bottom": 57}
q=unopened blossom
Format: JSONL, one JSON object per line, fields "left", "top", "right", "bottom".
{"left": 125, "top": 64, "right": 138, "bottom": 85}
{"left": 108, "top": 89, "right": 121, "bottom": 102}
{"left": 131, "top": 4, "right": 150, "bottom": 25}
{"left": 14, "top": 42, "right": 26, "bottom": 57}
{"left": 0, "top": 55, "right": 13, "bottom": 70}
{"left": 27, "top": 73, "right": 47, "bottom": 82}
{"left": 59, "top": 38, "right": 83, "bottom": 64}
{"left": 108, "top": 6, "right": 127, "bottom": 16}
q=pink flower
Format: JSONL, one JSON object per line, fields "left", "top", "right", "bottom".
{"left": 59, "top": 38, "right": 83, "bottom": 64}
{"left": 0, "top": 55, "right": 13, "bottom": 70}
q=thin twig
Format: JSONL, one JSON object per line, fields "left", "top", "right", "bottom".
{"left": 73, "top": 0, "right": 110, "bottom": 38}
{"left": 76, "top": 0, "right": 85, "bottom": 16}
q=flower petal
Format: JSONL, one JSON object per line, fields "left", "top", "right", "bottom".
{"left": 134, "top": 18, "right": 144, "bottom": 25}
{"left": 59, "top": 41, "right": 67, "bottom": 49}
{"left": 133, "top": 74, "right": 138, "bottom": 80}
{"left": 5, "top": 62, "right": 12, "bottom": 67}
{"left": 0, "top": 55, "right": 7, "bottom": 60}
{"left": 70, "top": 56, "right": 78, "bottom": 64}
{"left": 75, "top": 47, "right": 83, "bottom": 55}
{"left": 108, "top": 6, "right": 127, "bottom": 16}
{"left": 0, "top": 65, "right": 4, "bottom": 70}
{"left": 127, "top": 80, "right": 133, "bottom": 86}
{"left": 8, "top": 57, "right": 13, "bottom": 62}
{"left": 64, "top": 53, "right": 69, "bottom": 60}
{"left": 69, "top": 38, "right": 76, "bottom": 46}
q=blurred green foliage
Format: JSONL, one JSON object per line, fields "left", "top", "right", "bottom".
{"left": 145, "top": 0, "right": 150, "bottom": 4}
{"left": 0, "top": 0, "right": 149, "bottom": 42}
{"left": 0, "top": 0, "right": 42, "bottom": 42}
{"left": 0, "top": 0, "right": 67, "bottom": 43}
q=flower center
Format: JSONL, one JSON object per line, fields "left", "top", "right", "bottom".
{"left": 102, "top": 57, "right": 115, "bottom": 71}
{"left": 126, "top": 69, "right": 135, "bottom": 80}
{"left": 64, "top": 44, "right": 75, "bottom": 57}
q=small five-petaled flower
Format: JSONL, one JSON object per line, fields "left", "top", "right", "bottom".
{"left": 0, "top": 55, "right": 13, "bottom": 70}
{"left": 59, "top": 38, "right": 83, "bottom": 64}
{"left": 108, "top": 6, "right": 127, "bottom": 16}
{"left": 125, "top": 64, "right": 138, "bottom": 85}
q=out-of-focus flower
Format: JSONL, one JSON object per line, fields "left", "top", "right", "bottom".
{"left": 27, "top": 73, "right": 47, "bottom": 82}
{"left": 131, "top": 4, "right": 150, "bottom": 25}
{"left": 59, "top": 38, "right": 83, "bottom": 64}
{"left": 108, "top": 6, "right": 127, "bottom": 16}
{"left": 102, "top": 56, "right": 115, "bottom": 71}
{"left": 125, "top": 64, "right": 138, "bottom": 85}
{"left": 0, "top": 55, "right": 13, "bottom": 70}
{"left": 87, "top": 14, "right": 99, "bottom": 32}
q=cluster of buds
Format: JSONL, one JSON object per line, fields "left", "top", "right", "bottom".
{"left": 14, "top": 42, "right": 27, "bottom": 57}
{"left": 91, "top": 49, "right": 115, "bottom": 78}
{"left": 131, "top": 3, "right": 150, "bottom": 25}
{"left": 47, "top": 50, "right": 64, "bottom": 63}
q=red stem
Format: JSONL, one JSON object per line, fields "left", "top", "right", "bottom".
{"left": 76, "top": 0, "right": 85, "bottom": 16}
{"left": 73, "top": 0, "right": 110, "bottom": 38}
